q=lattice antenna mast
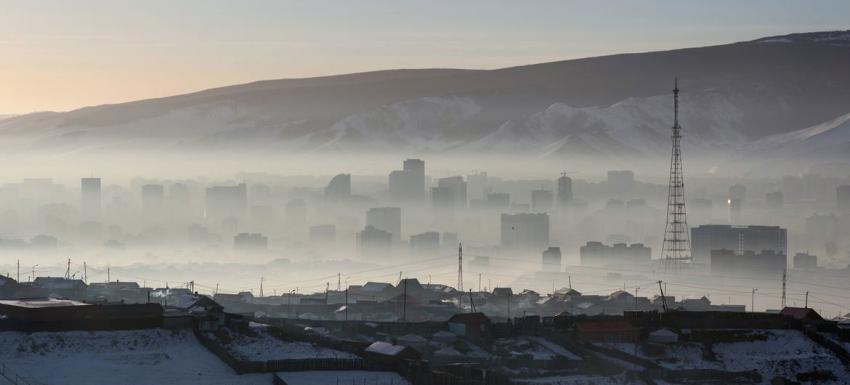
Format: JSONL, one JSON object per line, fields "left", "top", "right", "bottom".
{"left": 661, "top": 78, "right": 691, "bottom": 264}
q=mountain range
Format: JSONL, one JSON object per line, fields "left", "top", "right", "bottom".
{"left": 2, "top": 30, "right": 849, "bottom": 168}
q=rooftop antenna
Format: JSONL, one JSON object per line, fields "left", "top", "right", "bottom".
{"left": 658, "top": 280, "right": 668, "bottom": 312}
{"left": 661, "top": 77, "right": 691, "bottom": 266}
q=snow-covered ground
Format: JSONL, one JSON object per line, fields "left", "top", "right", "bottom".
{"left": 515, "top": 373, "right": 645, "bottom": 385}
{"left": 713, "top": 330, "right": 850, "bottom": 384}
{"left": 600, "top": 330, "right": 850, "bottom": 384}
{"left": 527, "top": 337, "right": 582, "bottom": 361}
{"left": 0, "top": 329, "right": 270, "bottom": 385}
{"left": 599, "top": 342, "right": 720, "bottom": 370}
{"left": 215, "top": 327, "right": 357, "bottom": 361}
{"left": 277, "top": 371, "right": 409, "bottom": 385}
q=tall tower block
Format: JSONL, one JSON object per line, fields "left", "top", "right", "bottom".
{"left": 661, "top": 79, "right": 691, "bottom": 264}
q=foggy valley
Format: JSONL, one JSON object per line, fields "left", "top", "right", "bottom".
{"left": 1, "top": 3, "right": 850, "bottom": 384}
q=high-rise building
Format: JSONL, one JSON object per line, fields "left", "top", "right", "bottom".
{"left": 205, "top": 183, "right": 247, "bottom": 219}
{"left": 557, "top": 174, "right": 573, "bottom": 206}
{"left": 388, "top": 159, "right": 425, "bottom": 202}
{"left": 80, "top": 177, "right": 102, "bottom": 221}
{"left": 691, "top": 225, "right": 787, "bottom": 266}
{"left": 765, "top": 191, "right": 784, "bottom": 209}
{"left": 403, "top": 158, "right": 425, "bottom": 197}
{"left": 486, "top": 193, "right": 510, "bottom": 210}
{"left": 542, "top": 247, "right": 562, "bottom": 272}
{"left": 580, "top": 241, "right": 651, "bottom": 266}
{"left": 324, "top": 174, "right": 351, "bottom": 201}
{"left": 838, "top": 185, "right": 850, "bottom": 211}
{"left": 366, "top": 207, "right": 402, "bottom": 241}
{"left": 410, "top": 232, "right": 440, "bottom": 257}
{"left": 357, "top": 225, "right": 392, "bottom": 260}
{"left": 500, "top": 213, "right": 549, "bottom": 251}
{"left": 793, "top": 252, "right": 817, "bottom": 270}
{"left": 234, "top": 232, "right": 268, "bottom": 251}
{"left": 431, "top": 176, "right": 467, "bottom": 209}
{"left": 141, "top": 184, "right": 165, "bottom": 211}
{"left": 531, "top": 189, "right": 554, "bottom": 212}
{"left": 710, "top": 249, "right": 786, "bottom": 276}
{"left": 466, "top": 172, "right": 488, "bottom": 201}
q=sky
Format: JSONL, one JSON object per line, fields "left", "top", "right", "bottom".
{"left": 0, "top": 0, "right": 848, "bottom": 114}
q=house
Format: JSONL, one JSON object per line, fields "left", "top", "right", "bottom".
{"left": 780, "top": 307, "right": 824, "bottom": 322}
{"left": 574, "top": 317, "right": 641, "bottom": 342}
{"left": 492, "top": 287, "right": 513, "bottom": 298}
{"left": 447, "top": 312, "right": 492, "bottom": 341}
{"left": 32, "top": 277, "right": 87, "bottom": 299}
{"left": 0, "top": 298, "right": 162, "bottom": 331}
{"left": 363, "top": 341, "right": 421, "bottom": 361}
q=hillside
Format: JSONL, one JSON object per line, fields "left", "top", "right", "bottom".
{"left": 1, "top": 30, "right": 849, "bottom": 164}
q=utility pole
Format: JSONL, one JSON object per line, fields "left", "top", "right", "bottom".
{"left": 345, "top": 286, "right": 349, "bottom": 322}
{"left": 16, "top": 259, "right": 19, "bottom": 282}
{"left": 65, "top": 258, "right": 71, "bottom": 279}
{"left": 635, "top": 287, "right": 640, "bottom": 309}
{"left": 568, "top": 275, "right": 572, "bottom": 289}
{"left": 337, "top": 273, "right": 341, "bottom": 292}
{"left": 457, "top": 243, "right": 463, "bottom": 310}
{"left": 657, "top": 280, "right": 668, "bottom": 312}
{"left": 259, "top": 277, "right": 264, "bottom": 297}
{"left": 478, "top": 273, "right": 482, "bottom": 293}
{"left": 215, "top": 283, "right": 219, "bottom": 295}
{"left": 781, "top": 269, "right": 787, "bottom": 308}
{"left": 751, "top": 288, "right": 758, "bottom": 312}
{"left": 325, "top": 282, "right": 329, "bottom": 303}
{"left": 805, "top": 291, "right": 809, "bottom": 309}
{"left": 83, "top": 262, "right": 87, "bottom": 284}
{"left": 507, "top": 292, "right": 511, "bottom": 322}
{"left": 469, "top": 289, "right": 476, "bottom": 313}
{"left": 107, "top": 266, "right": 110, "bottom": 282}
{"left": 402, "top": 277, "right": 408, "bottom": 322}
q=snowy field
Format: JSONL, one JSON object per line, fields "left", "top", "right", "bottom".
{"left": 0, "top": 329, "right": 271, "bottom": 385}
{"left": 600, "top": 342, "right": 720, "bottom": 370}
{"left": 602, "top": 330, "right": 850, "bottom": 384}
{"left": 277, "top": 371, "right": 409, "bottom": 385}
{"left": 515, "top": 373, "right": 646, "bottom": 385}
{"left": 713, "top": 330, "right": 850, "bottom": 384}
{"left": 216, "top": 326, "right": 357, "bottom": 361}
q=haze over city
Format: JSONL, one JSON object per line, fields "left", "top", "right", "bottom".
{"left": 1, "top": 2, "right": 849, "bottom": 385}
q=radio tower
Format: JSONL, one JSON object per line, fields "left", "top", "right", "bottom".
{"left": 661, "top": 78, "right": 691, "bottom": 265}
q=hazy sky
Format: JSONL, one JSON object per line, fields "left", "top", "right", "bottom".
{"left": 1, "top": 0, "right": 848, "bottom": 114}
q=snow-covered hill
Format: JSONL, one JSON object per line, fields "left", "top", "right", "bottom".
{"left": 0, "top": 30, "right": 849, "bottom": 166}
